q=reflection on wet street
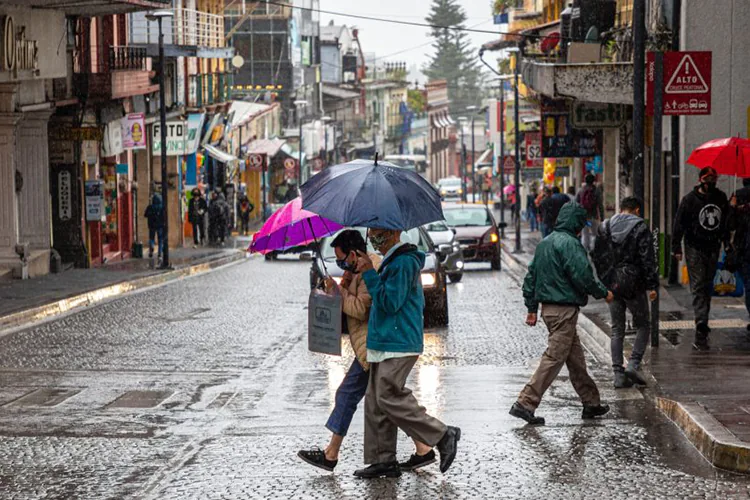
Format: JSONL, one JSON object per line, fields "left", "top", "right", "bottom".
{"left": 0, "top": 258, "right": 749, "bottom": 498}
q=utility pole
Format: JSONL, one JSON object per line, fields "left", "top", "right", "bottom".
{"left": 632, "top": 0, "right": 646, "bottom": 200}
{"left": 471, "top": 114, "right": 476, "bottom": 203}
{"left": 668, "top": 0, "right": 682, "bottom": 285}
{"left": 651, "top": 52, "right": 664, "bottom": 348}
{"left": 513, "top": 54, "right": 522, "bottom": 253}
{"left": 294, "top": 99, "right": 308, "bottom": 186}
{"left": 499, "top": 82, "right": 506, "bottom": 239}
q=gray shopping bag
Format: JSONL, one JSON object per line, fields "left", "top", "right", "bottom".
{"left": 308, "top": 288, "right": 342, "bottom": 355}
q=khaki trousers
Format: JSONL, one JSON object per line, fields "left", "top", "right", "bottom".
{"left": 364, "top": 356, "right": 448, "bottom": 464}
{"left": 518, "top": 304, "right": 600, "bottom": 411}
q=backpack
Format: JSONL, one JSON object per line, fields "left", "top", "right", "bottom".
{"left": 580, "top": 185, "right": 597, "bottom": 213}
{"left": 591, "top": 221, "right": 638, "bottom": 300}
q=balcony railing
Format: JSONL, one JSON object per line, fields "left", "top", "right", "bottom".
{"left": 109, "top": 46, "right": 148, "bottom": 71}
{"left": 131, "top": 8, "right": 225, "bottom": 48}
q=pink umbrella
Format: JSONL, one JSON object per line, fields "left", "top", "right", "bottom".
{"left": 249, "top": 197, "right": 342, "bottom": 255}
{"left": 503, "top": 184, "right": 516, "bottom": 195}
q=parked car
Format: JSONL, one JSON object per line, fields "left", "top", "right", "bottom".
{"left": 437, "top": 177, "right": 463, "bottom": 200}
{"left": 423, "top": 220, "right": 464, "bottom": 283}
{"left": 310, "top": 226, "right": 449, "bottom": 327}
{"left": 443, "top": 204, "right": 503, "bottom": 270}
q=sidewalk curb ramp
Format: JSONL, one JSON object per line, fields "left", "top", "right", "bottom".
{"left": 0, "top": 251, "right": 247, "bottom": 334}
{"left": 502, "top": 245, "right": 750, "bottom": 474}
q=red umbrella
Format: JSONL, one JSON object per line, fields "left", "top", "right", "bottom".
{"left": 687, "top": 137, "right": 750, "bottom": 177}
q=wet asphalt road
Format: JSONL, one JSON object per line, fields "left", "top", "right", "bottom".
{"left": 1, "top": 256, "right": 750, "bottom": 499}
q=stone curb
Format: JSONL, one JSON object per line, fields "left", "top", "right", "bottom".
{"left": 0, "top": 251, "right": 247, "bottom": 335}
{"left": 656, "top": 398, "right": 750, "bottom": 473}
{"left": 502, "top": 245, "right": 750, "bottom": 474}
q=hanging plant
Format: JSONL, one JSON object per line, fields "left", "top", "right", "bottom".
{"left": 493, "top": 0, "right": 513, "bottom": 15}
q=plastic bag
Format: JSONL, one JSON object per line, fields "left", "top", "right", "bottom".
{"left": 308, "top": 288, "right": 342, "bottom": 355}
{"left": 713, "top": 252, "right": 745, "bottom": 297}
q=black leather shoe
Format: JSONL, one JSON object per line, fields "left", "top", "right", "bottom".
{"left": 509, "top": 402, "right": 545, "bottom": 425}
{"left": 614, "top": 372, "right": 634, "bottom": 389}
{"left": 399, "top": 450, "right": 436, "bottom": 471}
{"left": 353, "top": 461, "right": 401, "bottom": 479}
{"left": 582, "top": 404, "right": 610, "bottom": 419}
{"left": 297, "top": 448, "right": 337, "bottom": 472}
{"left": 436, "top": 426, "right": 461, "bottom": 473}
{"left": 624, "top": 365, "right": 647, "bottom": 386}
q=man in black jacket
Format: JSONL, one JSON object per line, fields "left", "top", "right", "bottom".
{"left": 594, "top": 197, "right": 658, "bottom": 388}
{"left": 731, "top": 178, "right": 750, "bottom": 329}
{"left": 672, "top": 167, "right": 731, "bottom": 350}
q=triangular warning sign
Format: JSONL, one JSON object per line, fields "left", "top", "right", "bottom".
{"left": 665, "top": 55, "right": 709, "bottom": 94}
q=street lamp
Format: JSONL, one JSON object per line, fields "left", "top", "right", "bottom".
{"left": 146, "top": 9, "right": 174, "bottom": 269}
{"left": 466, "top": 105, "right": 478, "bottom": 204}
{"left": 458, "top": 116, "right": 468, "bottom": 202}
{"left": 321, "top": 116, "right": 333, "bottom": 167}
{"left": 294, "top": 99, "right": 308, "bottom": 184}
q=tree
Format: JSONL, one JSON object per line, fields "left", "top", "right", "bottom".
{"left": 423, "top": 0, "right": 485, "bottom": 116}
{"left": 407, "top": 89, "right": 426, "bottom": 114}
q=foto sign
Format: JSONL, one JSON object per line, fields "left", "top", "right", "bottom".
{"left": 152, "top": 121, "right": 186, "bottom": 156}
{"left": 647, "top": 51, "right": 712, "bottom": 116}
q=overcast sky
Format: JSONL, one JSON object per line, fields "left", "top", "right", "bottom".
{"left": 318, "top": 0, "right": 502, "bottom": 82}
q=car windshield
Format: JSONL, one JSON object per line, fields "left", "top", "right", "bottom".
{"left": 320, "top": 227, "right": 429, "bottom": 260}
{"left": 425, "top": 221, "right": 449, "bottom": 232}
{"left": 443, "top": 208, "right": 492, "bottom": 227}
{"left": 439, "top": 178, "right": 461, "bottom": 187}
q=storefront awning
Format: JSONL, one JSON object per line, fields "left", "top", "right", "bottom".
{"left": 246, "top": 138, "right": 286, "bottom": 157}
{"left": 203, "top": 144, "right": 238, "bottom": 164}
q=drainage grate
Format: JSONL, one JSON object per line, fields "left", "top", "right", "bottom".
{"left": 659, "top": 319, "right": 747, "bottom": 330}
{"left": 106, "top": 390, "right": 173, "bottom": 409}
{"left": 6, "top": 388, "right": 80, "bottom": 407}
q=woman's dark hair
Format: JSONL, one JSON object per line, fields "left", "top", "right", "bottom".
{"left": 331, "top": 230, "right": 366, "bottom": 255}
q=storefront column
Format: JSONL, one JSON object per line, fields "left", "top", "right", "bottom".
{"left": 0, "top": 115, "right": 19, "bottom": 270}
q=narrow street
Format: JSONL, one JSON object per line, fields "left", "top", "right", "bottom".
{"left": 0, "top": 258, "right": 748, "bottom": 499}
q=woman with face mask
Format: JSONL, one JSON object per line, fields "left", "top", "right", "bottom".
{"left": 298, "top": 230, "right": 430, "bottom": 473}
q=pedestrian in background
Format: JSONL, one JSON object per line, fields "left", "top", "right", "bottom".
{"left": 352, "top": 228, "right": 460, "bottom": 478}
{"left": 576, "top": 174, "right": 605, "bottom": 252}
{"left": 188, "top": 188, "right": 207, "bottom": 248}
{"left": 237, "top": 194, "right": 254, "bottom": 236}
{"left": 592, "top": 196, "right": 658, "bottom": 388}
{"left": 526, "top": 184, "right": 539, "bottom": 232}
{"left": 538, "top": 187, "right": 553, "bottom": 237}
{"left": 511, "top": 202, "right": 613, "bottom": 425}
{"left": 540, "top": 186, "right": 569, "bottom": 238}
{"left": 208, "top": 191, "right": 227, "bottom": 246}
{"left": 672, "top": 167, "right": 731, "bottom": 350}
{"left": 730, "top": 178, "right": 750, "bottom": 331}
{"left": 144, "top": 193, "right": 165, "bottom": 260}
{"left": 567, "top": 185, "right": 577, "bottom": 203}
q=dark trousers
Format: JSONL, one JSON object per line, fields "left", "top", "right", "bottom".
{"left": 325, "top": 359, "right": 369, "bottom": 437}
{"left": 609, "top": 293, "right": 650, "bottom": 372}
{"left": 192, "top": 219, "right": 205, "bottom": 245}
{"left": 240, "top": 216, "right": 250, "bottom": 236}
{"left": 685, "top": 245, "right": 719, "bottom": 327}
{"left": 148, "top": 227, "right": 164, "bottom": 257}
{"left": 741, "top": 262, "right": 750, "bottom": 319}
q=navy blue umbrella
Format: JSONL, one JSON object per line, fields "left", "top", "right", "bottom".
{"left": 300, "top": 158, "right": 444, "bottom": 230}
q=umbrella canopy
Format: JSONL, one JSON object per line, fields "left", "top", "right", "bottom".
{"left": 300, "top": 159, "right": 444, "bottom": 230}
{"left": 503, "top": 184, "right": 516, "bottom": 195}
{"left": 248, "top": 197, "right": 342, "bottom": 254}
{"left": 687, "top": 137, "right": 750, "bottom": 177}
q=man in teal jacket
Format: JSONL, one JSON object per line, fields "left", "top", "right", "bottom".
{"left": 353, "top": 228, "right": 461, "bottom": 479}
{"left": 511, "top": 202, "right": 614, "bottom": 425}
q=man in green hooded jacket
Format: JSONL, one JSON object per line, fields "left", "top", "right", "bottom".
{"left": 510, "top": 202, "right": 614, "bottom": 425}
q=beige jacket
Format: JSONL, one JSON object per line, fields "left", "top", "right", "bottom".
{"left": 340, "top": 254, "right": 381, "bottom": 371}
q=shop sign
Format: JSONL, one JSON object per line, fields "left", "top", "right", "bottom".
{"left": 84, "top": 180, "right": 104, "bottom": 222}
{"left": 49, "top": 140, "right": 74, "bottom": 163}
{"left": 1, "top": 16, "right": 39, "bottom": 73}
{"left": 121, "top": 113, "right": 146, "bottom": 150}
{"left": 247, "top": 153, "right": 265, "bottom": 172}
{"left": 525, "top": 132, "right": 543, "bottom": 168}
{"left": 541, "top": 98, "right": 603, "bottom": 158}
{"left": 58, "top": 170, "right": 72, "bottom": 221}
{"left": 571, "top": 102, "right": 626, "bottom": 128}
{"left": 185, "top": 114, "right": 205, "bottom": 154}
{"left": 50, "top": 127, "right": 103, "bottom": 142}
{"left": 82, "top": 140, "right": 98, "bottom": 165}
{"left": 101, "top": 120, "right": 123, "bottom": 157}
{"left": 152, "top": 121, "right": 186, "bottom": 156}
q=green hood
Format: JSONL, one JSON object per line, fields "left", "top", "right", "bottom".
{"left": 554, "top": 202, "right": 587, "bottom": 234}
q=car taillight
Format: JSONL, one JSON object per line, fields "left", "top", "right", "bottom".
{"left": 484, "top": 230, "right": 499, "bottom": 243}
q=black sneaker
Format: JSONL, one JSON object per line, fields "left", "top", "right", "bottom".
{"left": 297, "top": 448, "right": 337, "bottom": 472}
{"left": 399, "top": 450, "right": 436, "bottom": 471}
{"left": 582, "top": 404, "right": 610, "bottom": 419}
{"left": 509, "top": 402, "right": 545, "bottom": 425}
{"left": 614, "top": 372, "right": 634, "bottom": 389}
{"left": 624, "top": 365, "right": 647, "bottom": 386}
{"left": 693, "top": 339, "right": 710, "bottom": 351}
{"left": 436, "top": 426, "right": 461, "bottom": 473}
{"left": 353, "top": 461, "right": 401, "bottom": 479}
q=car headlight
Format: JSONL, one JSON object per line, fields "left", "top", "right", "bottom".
{"left": 332, "top": 276, "right": 342, "bottom": 285}
{"left": 421, "top": 273, "right": 436, "bottom": 287}
{"left": 440, "top": 189, "right": 446, "bottom": 195}
{"left": 490, "top": 233, "right": 499, "bottom": 243}
{"left": 458, "top": 188, "right": 463, "bottom": 194}
{"left": 452, "top": 242, "right": 460, "bottom": 252}
{"left": 456, "top": 260, "right": 464, "bottom": 269}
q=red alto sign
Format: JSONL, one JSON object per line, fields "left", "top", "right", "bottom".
{"left": 647, "top": 51, "right": 712, "bottom": 116}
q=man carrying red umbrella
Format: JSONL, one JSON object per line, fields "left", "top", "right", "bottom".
{"left": 672, "top": 167, "right": 732, "bottom": 350}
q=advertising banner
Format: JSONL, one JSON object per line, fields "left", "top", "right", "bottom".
{"left": 121, "top": 113, "right": 146, "bottom": 149}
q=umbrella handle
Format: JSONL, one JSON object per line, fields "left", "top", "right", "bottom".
{"left": 308, "top": 217, "right": 329, "bottom": 276}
